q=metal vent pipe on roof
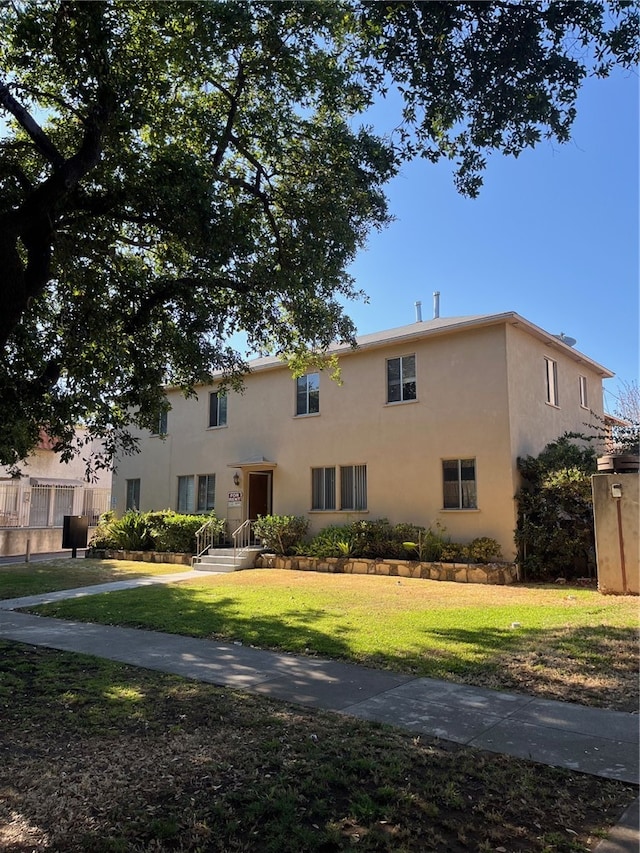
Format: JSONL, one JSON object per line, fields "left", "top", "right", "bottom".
{"left": 415, "top": 300, "right": 422, "bottom": 322}
{"left": 433, "top": 291, "right": 440, "bottom": 319}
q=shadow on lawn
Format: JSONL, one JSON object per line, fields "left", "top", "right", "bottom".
{"left": 35, "top": 583, "right": 357, "bottom": 662}
{"left": 33, "top": 583, "right": 640, "bottom": 710}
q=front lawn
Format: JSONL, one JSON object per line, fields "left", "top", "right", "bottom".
{"left": 0, "top": 640, "right": 635, "bottom": 853}
{"left": 0, "top": 558, "right": 191, "bottom": 600}
{"left": 30, "top": 569, "right": 639, "bottom": 710}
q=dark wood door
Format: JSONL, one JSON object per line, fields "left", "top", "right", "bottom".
{"left": 248, "top": 472, "right": 271, "bottom": 519}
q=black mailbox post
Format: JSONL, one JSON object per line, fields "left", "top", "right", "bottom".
{"left": 62, "top": 515, "right": 89, "bottom": 558}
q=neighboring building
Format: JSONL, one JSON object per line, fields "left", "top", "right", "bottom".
{"left": 112, "top": 312, "right": 612, "bottom": 560}
{"left": 0, "top": 429, "right": 112, "bottom": 556}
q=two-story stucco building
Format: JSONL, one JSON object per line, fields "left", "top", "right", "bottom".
{"left": 112, "top": 311, "right": 612, "bottom": 560}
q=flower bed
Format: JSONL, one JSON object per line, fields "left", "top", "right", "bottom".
{"left": 256, "top": 554, "right": 517, "bottom": 584}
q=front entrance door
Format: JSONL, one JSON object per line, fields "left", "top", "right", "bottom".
{"left": 248, "top": 472, "right": 271, "bottom": 519}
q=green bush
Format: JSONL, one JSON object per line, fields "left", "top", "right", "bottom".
{"left": 305, "top": 525, "right": 355, "bottom": 558}
{"left": 516, "top": 434, "right": 597, "bottom": 579}
{"left": 253, "top": 515, "right": 309, "bottom": 555}
{"left": 90, "top": 510, "right": 225, "bottom": 553}
{"left": 90, "top": 511, "right": 116, "bottom": 549}
{"left": 349, "top": 519, "right": 406, "bottom": 559}
{"left": 305, "top": 519, "right": 454, "bottom": 562}
{"left": 148, "top": 512, "right": 219, "bottom": 554}
{"left": 107, "top": 511, "right": 154, "bottom": 551}
{"left": 464, "top": 537, "right": 502, "bottom": 564}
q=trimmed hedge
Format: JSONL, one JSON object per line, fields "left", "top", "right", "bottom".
{"left": 91, "top": 510, "right": 225, "bottom": 554}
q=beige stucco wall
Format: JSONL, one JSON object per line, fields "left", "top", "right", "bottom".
{"left": 0, "top": 527, "right": 99, "bottom": 558}
{"left": 505, "top": 324, "right": 606, "bottom": 460}
{"left": 113, "top": 320, "right": 608, "bottom": 562}
{"left": 592, "top": 473, "right": 639, "bottom": 595}
{"left": 503, "top": 323, "right": 609, "bottom": 546}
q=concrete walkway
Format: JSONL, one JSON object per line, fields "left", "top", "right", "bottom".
{"left": 0, "top": 572, "right": 638, "bottom": 848}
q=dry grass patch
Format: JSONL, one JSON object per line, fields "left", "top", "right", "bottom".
{"left": 0, "top": 558, "right": 190, "bottom": 600}
{"left": 0, "top": 641, "right": 636, "bottom": 853}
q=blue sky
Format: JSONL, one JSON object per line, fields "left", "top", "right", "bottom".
{"left": 345, "top": 67, "right": 638, "bottom": 415}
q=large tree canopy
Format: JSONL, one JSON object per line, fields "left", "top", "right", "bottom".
{"left": 1, "top": 0, "right": 637, "bottom": 471}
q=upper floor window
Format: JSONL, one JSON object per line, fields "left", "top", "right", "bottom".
{"left": 579, "top": 375, "right": 588, "bottom": 409}
{"left": 442, "top": 459, "right": 477, "bottom": 509}
{"left": 209, "top": 391, "right": 227, "bottom": 428}
{"left": 152, "top": 410, "right": 168, "bottom": 436}
{"left": 296, "top": 373, "right": 320, "bottom": 416}
{"left": 340, "top": 464, "right": 367, "bottom": 510}
{"left": 311, "top": 466, "right": 336, "bottom": 510}
{"left": 387, "top": 355, "right": 416, "bottom": 403}
{"left": 197, "top": 474, "right": 216, "bottom": 512}
{"left": 545, "top": 357, "right": 559, "bottom": 406}
{"left": 177, "top": 475, "right": 195, "bottom": 513}
{"left": 126, "top": 478, "right": 140, "bottom": 511}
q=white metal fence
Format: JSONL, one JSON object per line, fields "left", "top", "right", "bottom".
{"left": 0, "top": 482, "right": 111, "bottom": 528}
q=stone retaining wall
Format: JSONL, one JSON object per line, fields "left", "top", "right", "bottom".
{"left": 87, "top": 549, "right": 192, "bottom": 565}
{"left": 256, "top": 554, "right": 517, "bottom": 584}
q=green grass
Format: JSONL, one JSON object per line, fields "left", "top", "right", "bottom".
{"left": 29, "top": 569, "right": 639, "bottom": 709}
{"left": 0, "top": 557, "right": 191, "bottom": 599}
{"left": 0, "top": 640, "right": 635, "bottom": 852}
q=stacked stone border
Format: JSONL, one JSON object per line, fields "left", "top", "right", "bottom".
{"left": 88, "top": 548, "right": 518, "bottom": 583}
{"left": 256, "top": 554, "right": 517, "bottom": 584}
{"left": 87, "top": 549, "right": 192, "bottom": 565}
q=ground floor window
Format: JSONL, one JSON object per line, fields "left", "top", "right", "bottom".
{"left": 340, "top": 464, "right": 367, "bottom": 511}
{"left": 311, "top": 467, "right": 336, "bottom": 510}
{"left": 126, "top": 479, "right": 141, "bottom": 511}
{"left": 442, "top": 459, "right": 476, "bottom": 509}
{"left": 177, "top": 475, "right": 195, "bottom": 513}
{"left": 197, "top": 474, "right": 216, "bottom": 512}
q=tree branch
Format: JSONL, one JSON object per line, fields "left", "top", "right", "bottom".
{"left": 212, "top": 62, "right": 246, "bottom": 171}
{"left": 0, "top": 81, "right": 65, "bottom": 169}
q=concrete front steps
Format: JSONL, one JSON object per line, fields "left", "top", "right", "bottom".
{"left": 192, "top": 546, "right": 262, "bottom": 572}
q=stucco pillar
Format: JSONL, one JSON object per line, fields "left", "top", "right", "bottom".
{"left": 591, "top": 473, "right": 639, "bottom": 595}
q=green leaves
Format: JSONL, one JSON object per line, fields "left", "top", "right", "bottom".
{"left": 0, "top": 1, "right": 637, "bottom": 468}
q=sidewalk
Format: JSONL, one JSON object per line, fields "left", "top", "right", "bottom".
{"left": 0, "top": 573, "right": 638, "bottom": 847}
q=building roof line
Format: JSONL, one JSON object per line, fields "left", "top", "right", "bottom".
{"left": 241, "top": 311, "right": 613, "bottom": 380}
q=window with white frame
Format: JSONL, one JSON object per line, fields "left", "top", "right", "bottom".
{"left": 387, "top": 355, "right": 416, "bottom": 403}
{"left": 340, "top": 464, "right": 367, "bottom": 510}
{"left": 311, "top": 467, "right": 336, "bottom": 510}
{"left": 126, "top": 478, "right": 140, "bottom": 511}
{"left": 177, "top": 475, "right": 195, "bottom": 512}
{"left": 296, "top": 373, "right": 320, "bottom": 416}
{"left": 579, "top": 375, "right": 588, "bottom": 408}
{"left": 197, "top": 474, "right": 216, "bottom": 512}
{"left": 442, "top": 459, "right": 477, "bottom": 509}
{"left": 545, "top": 357, "right": 559, "bottom": 406}
{"left": 209, "top": 391, "right": 227, "bottom": 428}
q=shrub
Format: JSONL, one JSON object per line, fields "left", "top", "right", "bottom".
{"left": 400, "top": 525, "right": 448, "bottom": 562}
{"left": 90, "top": 511, "right": 116, "bottom": 549}
{"left": 349, "top": 519, "right": 406, "bottom": 559}
{"left": 305, "top": 525, "right": 355, "bottom": 558}
{"left": 440, "top": 542, "right": 465, "bottom": 563}
{"left": 89, "top": 510, "right": 225, "bottom": 553}
{"left": 107, "top": 511, "right": 154, "bottom": 551}
{"left": 148, "top": 512, "right": 217, "bottom": 554}
{"left": 516, "top": 434, "right": 597, "bottom": 579}
{"left": 464, "top": 537, "right": 502, "bottom": 564}
{"left": 253, "top": 515, "right": 309, "bottom": 555}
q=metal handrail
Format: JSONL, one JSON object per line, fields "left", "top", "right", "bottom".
{"left": 232, "top": 519, "right": 255, "bottom": 564}
{"left": 195, "top": 518, "right": 227, "bottom": 559}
